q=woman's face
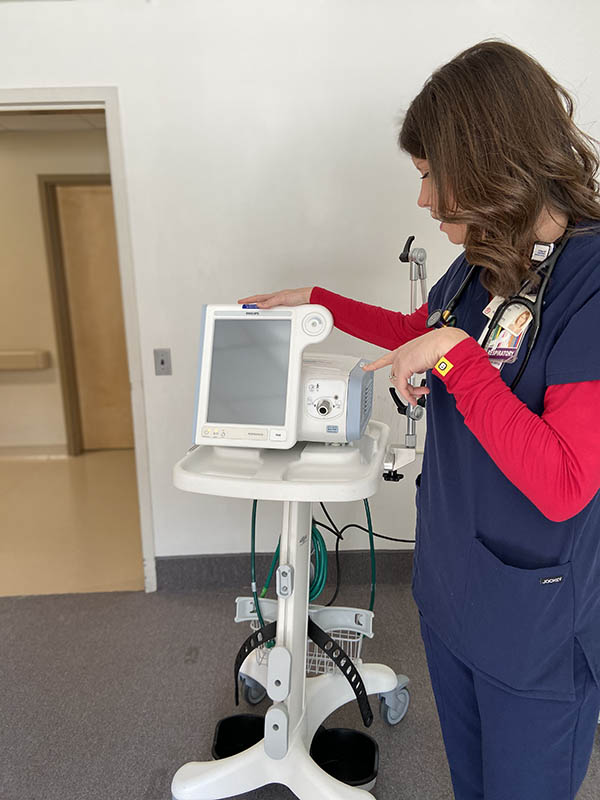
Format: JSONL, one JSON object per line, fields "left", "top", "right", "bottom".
{"left": 412, "top": 156, "right": 467, "bottom": 246}
{"left": 513, "top": 311, "right": 530, "bottom": 332}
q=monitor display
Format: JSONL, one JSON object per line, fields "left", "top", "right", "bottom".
{"left": 206, "top": 319, "right": 291, "bottom": 426}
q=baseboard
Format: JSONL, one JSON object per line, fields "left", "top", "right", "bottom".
{"left": 156, "top": 549, "right": 414, "bottom": 592}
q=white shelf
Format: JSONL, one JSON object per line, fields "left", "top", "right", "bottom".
{"left": 173, "top": 420, "right": 389, "bottom": 502}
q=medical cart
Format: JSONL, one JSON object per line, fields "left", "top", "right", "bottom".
{"left": 171, "top": 420, "right": 411, "bottom": 799}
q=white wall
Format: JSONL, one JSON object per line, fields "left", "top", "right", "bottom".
{"left": 0, "top": 130, "right": 110, "bottom": 447}
{"left": 1, "top": 0, "right": 599, "bottom": 557}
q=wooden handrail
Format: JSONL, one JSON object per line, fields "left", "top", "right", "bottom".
{"left": 0, "top": 350, "right": 51, "bottom": 370}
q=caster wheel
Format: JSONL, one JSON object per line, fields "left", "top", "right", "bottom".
{"left": 242, "top": 678, "right": 267, "bottom": 705}
{"left": 380, "top": 687, "right": 410, "bottom": 725}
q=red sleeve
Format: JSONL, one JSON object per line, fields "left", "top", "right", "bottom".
{"left": 432, "top": 336, "right": 600, "bottom": 522}
{"left": 310, "top": 286, "right": 430, "bottom": 350}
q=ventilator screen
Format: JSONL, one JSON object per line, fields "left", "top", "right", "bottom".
{"left": 207, "top": 319, "right": 291, "bottom": 425}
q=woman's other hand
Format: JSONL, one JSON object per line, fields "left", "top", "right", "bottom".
{"left": 362, "top": 328, "right": 470, "bottom": 406}
{"left": 237, "top": 288, "right": 313, "bottom": 308}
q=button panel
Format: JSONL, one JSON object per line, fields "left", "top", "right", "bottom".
{"left": 201, "top": 426, "right": 268, "bottom": 441}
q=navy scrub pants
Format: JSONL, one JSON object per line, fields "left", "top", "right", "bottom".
{"left": 420, "top": 617, "right": 600, "bottom": 800}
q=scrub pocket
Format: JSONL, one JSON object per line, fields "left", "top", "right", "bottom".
{"left": 462, "top": 536, "right": 575, "bottom": 697}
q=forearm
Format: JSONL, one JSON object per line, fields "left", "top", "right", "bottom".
{"left": 434, "top": 337, "right": 600, "bottom": 521}
{"left": 310, "top": 286, "right": 430, "bottom": 350}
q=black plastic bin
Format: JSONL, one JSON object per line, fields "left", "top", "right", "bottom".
{"left": 310, "top": 727, "right": 379, "bottom": 789}
{"left": 212, "top": 714, "right": 265, "bottom": 760}
{"left": 212, "top": 716, "right": 379, "bottom": 791}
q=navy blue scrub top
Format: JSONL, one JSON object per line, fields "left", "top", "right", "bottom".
{"left": 414, "top": 224, "right": 600, "bottom": 701}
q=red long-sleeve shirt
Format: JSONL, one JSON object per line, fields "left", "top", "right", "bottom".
{"left": 311, "top": 286, "right": 600, "bottom": 522}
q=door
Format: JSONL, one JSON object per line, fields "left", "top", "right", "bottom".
{"left": 55, "top": 183, "right": 135, "bottom": 451}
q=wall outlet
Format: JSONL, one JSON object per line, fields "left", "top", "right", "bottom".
{"left": 154, "top": 348, "right": 172, "bottom": 375}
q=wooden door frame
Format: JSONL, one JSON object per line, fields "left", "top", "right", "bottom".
{"left": 0, "top": 87, "right": 157, "bottom": 593}
{"left": 39, "top": 174, "right": 113, "bottom": 457}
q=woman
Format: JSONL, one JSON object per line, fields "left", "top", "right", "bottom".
{"left": 239, "top": 41, "right": 600, "bottom": 799}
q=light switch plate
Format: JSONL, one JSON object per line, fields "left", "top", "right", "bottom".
{"left": 154, "top": 348, "right": 172, "bottom": 375}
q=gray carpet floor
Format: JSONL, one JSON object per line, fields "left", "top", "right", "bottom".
{"left": 1, "top": 581, "right": 598, "bottom": 800}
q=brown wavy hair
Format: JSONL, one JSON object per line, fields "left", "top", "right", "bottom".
{"left": 399, "top": 40, "right": 600, "bottom": 297}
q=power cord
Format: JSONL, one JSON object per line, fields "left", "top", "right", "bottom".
{"left": 317, "top": 501, "right": 377, "bottom": 611}
{"left": 313, "top": 518, "right": 416, "bottom": 545}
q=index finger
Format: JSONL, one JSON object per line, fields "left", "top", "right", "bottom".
{"left": 362, "top": 352, "right": 394, "bottom": 371}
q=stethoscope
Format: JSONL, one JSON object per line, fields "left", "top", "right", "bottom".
{"left": 426, "top": 236, "right": 569, "bottom": 390}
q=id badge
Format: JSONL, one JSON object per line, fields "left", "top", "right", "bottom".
{"left": 478, "top": 293, "right": 535, "bottom": 369}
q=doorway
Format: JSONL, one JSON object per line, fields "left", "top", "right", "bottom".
{"left": 40, "top": 175, "right": 135, "bottom": 455}
{"left": 0, "top": 104, "right": 151, "bottom": 595}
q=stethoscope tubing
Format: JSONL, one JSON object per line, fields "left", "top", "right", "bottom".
{"left": 428, "top": 237, "right": 568, "bottom": 390}
{"left": 426, "top": 264, "right": 479, "bottom": 328}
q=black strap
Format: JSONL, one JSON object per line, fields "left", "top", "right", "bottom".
{"left": 234, "top": 621, "right": 277, "bottom": 706}
{"left": 307, "top": 618, "right": 373, "bottom": 727}
{"left": 233, "top": 618, "right": 373, "bottom": 728}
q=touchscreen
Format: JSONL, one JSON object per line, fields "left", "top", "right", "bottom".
{"left": 206, "top": 319, "right": 291, "bottom": 426}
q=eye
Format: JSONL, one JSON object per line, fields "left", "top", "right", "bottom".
{"left": 420, "top": 171, "right": 430, "bottom": 181}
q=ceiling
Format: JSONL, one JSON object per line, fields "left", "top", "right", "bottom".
{"left": 0, "top": 110, "right": 106, "bottom": 133}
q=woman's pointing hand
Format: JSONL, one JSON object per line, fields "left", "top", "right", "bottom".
{"left": 362, "top": 328, "right": 470, "bottom": 406}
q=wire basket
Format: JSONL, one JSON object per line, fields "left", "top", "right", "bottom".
{"left": 305, "top": 627, "right": 365, "bottom": 675}
{"left": 237, "top": 598, "right": 374, "bottom": 676}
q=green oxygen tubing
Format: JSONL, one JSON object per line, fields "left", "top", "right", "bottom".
{"left": 250, "top": 498, "right": 377, "bottom": 642}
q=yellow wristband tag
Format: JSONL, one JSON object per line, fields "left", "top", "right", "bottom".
{"left": 434, "top": 357, "right": 454, "bottom": 377}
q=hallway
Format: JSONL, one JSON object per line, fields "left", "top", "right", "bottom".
{"left": 0, "top": 449, "right": 144, "bottom": 597}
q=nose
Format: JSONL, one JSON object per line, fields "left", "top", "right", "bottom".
{"left": 417, "top": 181, "right": 430, "bottom": 209}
